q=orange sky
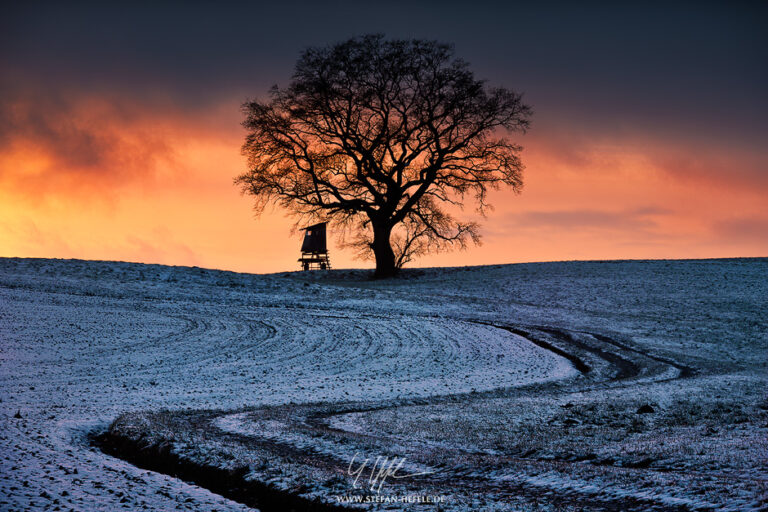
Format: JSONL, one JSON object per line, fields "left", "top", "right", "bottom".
{"left": 1, "top": 94, "right": 766, "bottom": 274}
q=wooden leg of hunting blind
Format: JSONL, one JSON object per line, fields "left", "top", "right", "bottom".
{"left": 298, "top": 251, "right": 331, "bottom": 271}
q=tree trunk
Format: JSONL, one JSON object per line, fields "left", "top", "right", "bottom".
{"left": 372, "top": 223, "right": 397, "bottom": 278}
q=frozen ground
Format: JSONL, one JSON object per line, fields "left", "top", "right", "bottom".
{"left": 0, "top": 257, "right": 766, "bottom": 511}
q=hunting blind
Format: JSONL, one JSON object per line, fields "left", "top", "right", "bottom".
{"left": 298, "top": 222, "right": 331, "bottom": 270}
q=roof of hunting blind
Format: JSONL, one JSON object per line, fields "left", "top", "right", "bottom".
{"left": 300, "top": 222, "right": 327, "bottom": 253}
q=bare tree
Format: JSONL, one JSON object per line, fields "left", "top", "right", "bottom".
{"left": 236, "top": 35, "right": 531, "bottom": 277}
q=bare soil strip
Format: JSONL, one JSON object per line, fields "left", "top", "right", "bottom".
{"left": 92, "top": 429, "right": 346, "bottom": 512}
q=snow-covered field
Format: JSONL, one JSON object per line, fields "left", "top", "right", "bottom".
{"left": 0, "top": 257, "right": 766, "bottom": 511}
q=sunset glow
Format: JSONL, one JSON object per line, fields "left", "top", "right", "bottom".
{"left": 2, "top": 3, "right": 766, "bottom": 273}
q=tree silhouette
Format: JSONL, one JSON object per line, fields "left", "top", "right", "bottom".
{"left": 236, "top": 35, "right": 531, "bottom": 277}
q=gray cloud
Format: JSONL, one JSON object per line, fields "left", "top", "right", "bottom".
{"left": 2, "top": 1, "right": 766, "bottom": 193}
{"left": 711, "top": 217, "right": 768, "bottom": 243}
{"left": 504, "top": 208, "right": 670, "bottom": 233}
{"left": 0, "top": 91, "right": 175, "bottom": 193}
{"left": 1, "top": 94, "right": 112, "bottom": 169}
{"left": 2, "top": 2, "right": 766, "bottom": 140}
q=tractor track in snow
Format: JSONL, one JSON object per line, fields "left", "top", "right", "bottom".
{"left": 95, "top": 315, "right": 703, "bottom": 511}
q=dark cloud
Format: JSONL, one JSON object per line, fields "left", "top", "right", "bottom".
{"left": 1, "top": 1, "right": 766, "bottom": 189}
{"left": 0, "top": 91, "right": 175, "bottom": 195}
{"left": 1, "top": 94, "right": 112, "bottom": 169}
{"left": 2, "top": 2, "right": 766, "bottom": 132}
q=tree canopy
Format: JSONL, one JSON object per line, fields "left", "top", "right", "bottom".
{"left": 236, "top": 35, "right": 532, "bottom": 277}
